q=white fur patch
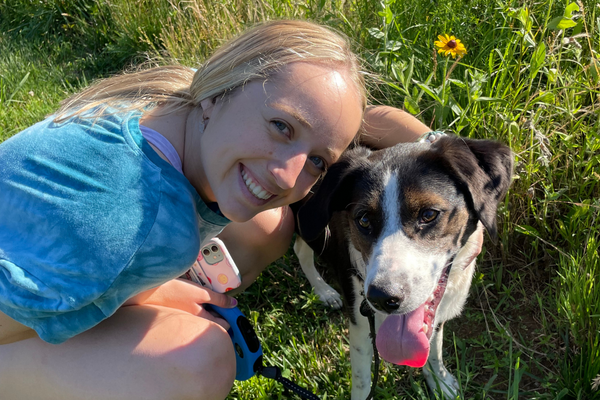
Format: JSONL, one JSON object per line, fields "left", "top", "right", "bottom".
{"left": 364, "top": 170, "right": 444, "bottom": 313}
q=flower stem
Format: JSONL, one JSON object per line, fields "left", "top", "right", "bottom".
{"left": 439, "top": 57, "right": 450, "bottom": 128}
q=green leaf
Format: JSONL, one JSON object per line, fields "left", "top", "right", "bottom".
{"left": 510, "top": 7, "right": 530, "bottom": 28}
{"left": 548, "top": 16, "right": 562, "bottom": 30}
{"left": 405, "top": 56, "right": 414, "bottom": 86}
{"left": 367, "top": 27, "right": 384, "bottom": 40}
{"left": 530, "top": 42, "right": 546, "bottom": 80}
{"left": 549, "top": 16, "right": 577, "bottom": 30}
{"left": 557, "top": 18, "right": 578, "bottom": 29}
{"left": 523, "top": 32, "right": 536, "bottom": 47}
{"left": 573, "top": 20, "right": 583, "bottom": 36}
{"left": 534, "top": 91, "right": 555, "bottom": 104}
{"left": 387, "top": 40, "right": 402, "bottom": 51}
{"left": 474, "top": 97, "right": 507, "bottom": 104}
{"left": 548, "top": 68, "right": 558, "bottom": 83}
{"left": 448, "top": 98, "right": 463, "bottom": 116}
{"left": 403, "top": 96, "right": 420, "bottom": 115}
{"left": 7, "top": 71, "right": 30, "bottom": 104}
{"left": 509, "top": 121, "right": 520, "bottom": 136}
{"left": 390, "top": 63, "right": 401, "bottom": 83}
{"left": 488, "top": 50, "right": 495, "bottom": 75}
{"left": 415, "top": 82, "right": 441, "bottom": 102}
{"left": 378, "top": 5, "right": 393, "bottom": 25}
{"left": 589, "top": 58, "right": 600, "bottom": 83}
{"left": 515, "top": 225, "right": 540, "bottom": 237}
{"left": 556, "top": 388, "right": 570, "bottom": 399}
{"left": 564, "top": 2, "right": 579, "bottom": 19}
{"left": 448, "top": 78, "right": 467, "bottom": 89}
{"left": 384, "top": 81, "right": 408, "bottom": 96}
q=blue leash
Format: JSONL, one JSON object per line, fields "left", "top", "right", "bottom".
{"left": 208, "top": 305, "right": 320, "bottom": 399}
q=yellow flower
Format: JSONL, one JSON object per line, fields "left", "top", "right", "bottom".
{"left": 434, "top": 34, "right": 467, "bottom": 58}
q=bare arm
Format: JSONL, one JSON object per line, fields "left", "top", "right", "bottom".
{"left": 0, "top": 311, "right": 36, "bottom": 345}
{"left": 122, "top": 279, "right": 238, "bottom": 329}
{"left": 359, "top": 105, "right": 430, "bottom": 149}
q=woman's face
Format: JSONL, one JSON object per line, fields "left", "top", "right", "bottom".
{"left": 191, "top": 62, "right": 363, "bottom": 222}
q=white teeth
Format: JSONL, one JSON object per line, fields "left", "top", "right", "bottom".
{"left": 242, "top": 169, "right": 273, "bottom": 201}
{"left": 422, "top": 324, "right": 428, "bottom": 334}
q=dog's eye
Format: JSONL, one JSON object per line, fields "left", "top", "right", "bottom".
{"left": 420, "top": 209, "right": 439, "bottom": 224}
{"left": 357, "top": 214, "right": 371, "bottom": 229}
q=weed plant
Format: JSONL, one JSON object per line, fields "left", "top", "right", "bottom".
{"left": 0, "top": 0, "right": 599, "bottom": 398}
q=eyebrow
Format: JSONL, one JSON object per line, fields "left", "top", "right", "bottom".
{"left": 267, "top": 102, "right": 313, "bottom": 129}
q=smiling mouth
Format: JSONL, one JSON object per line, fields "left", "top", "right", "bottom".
{"left": 241, "top": 168, "right": 274, "bottom": 201}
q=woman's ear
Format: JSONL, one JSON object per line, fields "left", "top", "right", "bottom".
{"left": 199, "top": 98, "right": 215, "bottom": 120}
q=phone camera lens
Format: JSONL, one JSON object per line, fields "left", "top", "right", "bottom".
{"left": 211, "top": 245, "right": 219, "bottom": 253}
{"left": 203, "top": 249, "right": 210, "bottom": 256}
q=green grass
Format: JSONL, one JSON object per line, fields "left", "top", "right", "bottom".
{"left": 1, "top": 0, "right": 599, "bottom": 398}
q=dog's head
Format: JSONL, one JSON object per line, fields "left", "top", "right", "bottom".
{"left": 297, "top": 136, "right": 512, "bottom": 366}
{"left": 298, "top": 135, "right": 513, "bottom": 313}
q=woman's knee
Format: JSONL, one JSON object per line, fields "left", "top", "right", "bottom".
{"left": 163, "top": 317, "right": 236, "bottom": 400}
{"left": 0, "top": 307, "right": 236, "bottom": 400}
{"left": 132, "top": 310, "right": 236, "bottom": 400}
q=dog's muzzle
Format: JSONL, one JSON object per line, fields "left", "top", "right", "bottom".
{"left": 366, "top": 285, "right": 403, "bottom": 313}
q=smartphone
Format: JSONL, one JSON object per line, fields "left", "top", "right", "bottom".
{"left": 185, "top": 237, "right": 242, "bottom": 293}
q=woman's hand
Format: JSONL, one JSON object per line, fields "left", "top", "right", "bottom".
{"left": 123, "top": 279, "right": 237, "bottom": 329}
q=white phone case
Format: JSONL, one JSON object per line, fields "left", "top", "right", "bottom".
{"left": 188, "top": 237, "right": 242, "bottom": 293}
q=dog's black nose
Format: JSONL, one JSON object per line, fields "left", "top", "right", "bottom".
{"left": 366, "top": 286, "right": 402, "bottom": 313}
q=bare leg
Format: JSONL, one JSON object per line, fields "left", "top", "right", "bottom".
{"left": 217, "top": 206, "right": 295, "bottom": 294}
{"left": 0, "top": 305, "right": 235, "bottom": 400}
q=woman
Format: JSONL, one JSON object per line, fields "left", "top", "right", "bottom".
{"left": 0, "top": 20, "right": 479, "bottom": 400}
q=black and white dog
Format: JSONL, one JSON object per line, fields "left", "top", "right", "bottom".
{"left": 293, "top": 135, "right": 513, "bottom": 399}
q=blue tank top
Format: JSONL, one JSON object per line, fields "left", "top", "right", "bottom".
{"left": 0, "top": 110, "right": 230, "bottom": 344}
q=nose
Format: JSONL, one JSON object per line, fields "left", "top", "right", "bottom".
{"left": 366, "top": 286, "right": 403, "bottom": 313}
{"left": 269, "top": 151, "right": 307, "bottom": 190}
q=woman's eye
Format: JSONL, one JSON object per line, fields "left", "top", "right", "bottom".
{"left": 420, "top": 209, "right": 439, "bottom": 224}
{"left": 272, "top": 120, "right": 290, "bottom": 136}
{"left": 309, "top": 156, "right": 325, "bottom": 171}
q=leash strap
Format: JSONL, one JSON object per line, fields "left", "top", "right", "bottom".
{"left": 258, "top": 365, "right": 320, "bottom": 400}
{"left": 360, "top": 300, "right": 380, "bottom": 400}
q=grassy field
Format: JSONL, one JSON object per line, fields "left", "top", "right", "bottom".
{"left": 1, "top": 0, "right": 599, "bottom": 398}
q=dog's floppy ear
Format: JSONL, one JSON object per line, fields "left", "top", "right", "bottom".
{"left": 431, "top": 136, "right": 514, "bottom": 241}
{"left": 297, "top": 147, "right": 372, "bottom": 242}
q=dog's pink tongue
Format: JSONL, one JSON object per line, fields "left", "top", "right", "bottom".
{"left": 375, "top": 304, "right": 429, "bottom": 368}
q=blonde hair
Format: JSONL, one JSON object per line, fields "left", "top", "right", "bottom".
{"left": 55, "top": 20, "right": 367, "bottom": 121}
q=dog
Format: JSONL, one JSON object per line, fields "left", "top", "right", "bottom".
{"left": 292, "top": 135, "right": 513, "bottom": 399}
